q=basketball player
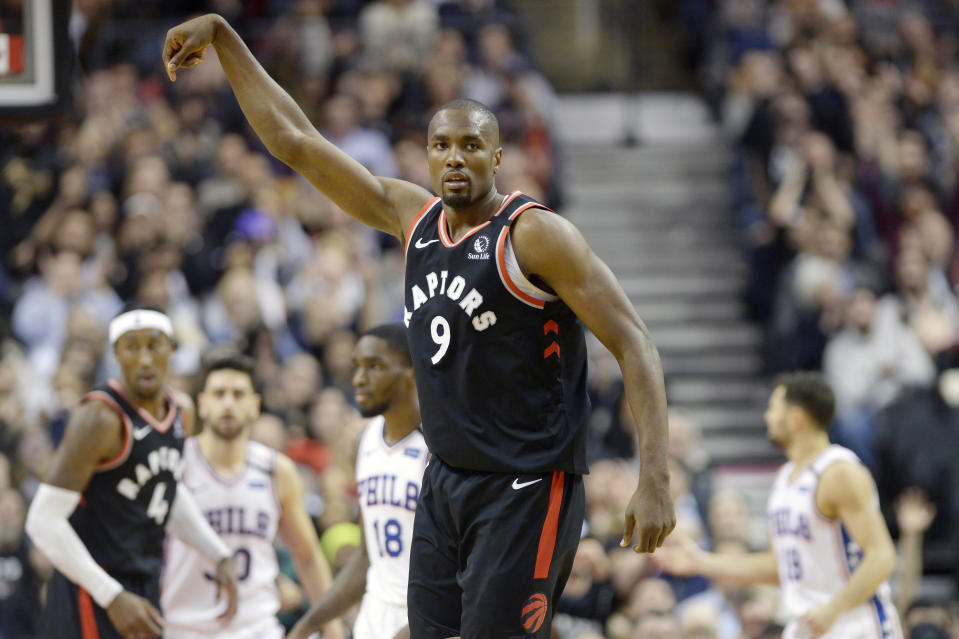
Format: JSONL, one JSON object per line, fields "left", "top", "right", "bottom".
{"left": 163, "top": 16, "right": 675, "bottom": 638}
{"left": 654, "top": 372, "right": 902, "bottom": 639}
{"left": 287, "top": 324, "right": 424, "bottom": 639}
{"left": 25, "top": 306, "right": 239, "bottom": 639}
{"left": 161, "top": 352, "right": 342, "bottom": 639}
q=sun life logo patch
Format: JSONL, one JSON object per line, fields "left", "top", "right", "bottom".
{"left": 468, "top": 235, "right": 490, "bottom": 260}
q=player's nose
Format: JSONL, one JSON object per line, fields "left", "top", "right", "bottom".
{"left": 445, "top": 147, "right": 465, "bottom": 167}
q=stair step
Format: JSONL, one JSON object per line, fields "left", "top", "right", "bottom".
{"left": 555, "top": 94, "right": 720, "bottom": 146}
{"left": 620, "top": 274, "right": 742, "bottom": 298}
{"left": 631, "top": 299, "right": 747, "bottom": 323}
{"left": 679, "top": 406, "right": 764, "bottom": 431}
{"left": 660, "top": 351, "right": 762, "bottom": 376}
{"left": 668, "top": 378, "right": 768, "bottom": 404}
{"left": 572, "top": 215, "right": 736, "bottom": 234}
{"left": 697, "top": 436, "right": 780, "bottom": 467}
{"left": 568, "top": 182, "right": 731, "bottom": 205}
{"left": 586, "top": 228, "right": 740, "bottom": 250}
{"left": 592, "top": 253, "right": 747, "bottom": 276}
{"left": 649, "top": 324, "right": 760, "bottom": 352}
{"left": 559, "top": 93, "right": 770, "bottom": 471}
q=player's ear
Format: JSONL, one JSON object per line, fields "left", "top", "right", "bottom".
{"left": 196, "top": 391, "right": 209, "bottom": 421}
{"left": 492, "top": 146, "right": 502, "bottom": 174}
{"left": 786, "top": 406, "right": 803, "bottom": 432}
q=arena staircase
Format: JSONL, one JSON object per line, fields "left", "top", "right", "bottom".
{"left": 554, "top": 94, "right": 781, "bottom": 511}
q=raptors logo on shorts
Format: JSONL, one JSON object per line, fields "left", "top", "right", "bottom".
{"left": 522, "top": 593, "right": 548, "bottom": 633}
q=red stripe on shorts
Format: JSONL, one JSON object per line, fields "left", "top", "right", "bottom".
{"left": 533, "top": 471, "right": 565, "bottom": 579}
{"left": 78, "top": 587, "right": 101, "bottom": 639}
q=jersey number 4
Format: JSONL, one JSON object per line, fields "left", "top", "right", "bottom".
{"left": 146, "top": 484, "right": 169, "bottom": 524}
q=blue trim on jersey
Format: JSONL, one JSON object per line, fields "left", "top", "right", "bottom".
{"left": 871, "top": 594, "right": 896, "bottom": 639}
{"left": 839, "top": 523, "right": 863, "bottom": 575}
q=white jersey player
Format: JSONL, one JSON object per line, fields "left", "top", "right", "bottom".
{"left": 289, "top": 324, "right": 424, "bottom": 639}
{"left": 161, "top": 353, "right": 341, "bottom": 639}
{"left": 655, "top": 372, "right": 903, "bottom": 639}
{"left": 768, "top": 444, "right": 900, "bottom": 638}
{"left": 162, "top": 438, "right": 281, "bottom": 637}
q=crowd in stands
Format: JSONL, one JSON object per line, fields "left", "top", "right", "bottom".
{"left": 2, "top": 1, "right": 957, "bottom": 639}
{"left": 688, "top": 0, "right": 959, "bottom": 636}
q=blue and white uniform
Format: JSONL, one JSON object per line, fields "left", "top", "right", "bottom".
{"left": 768, "top": 445, "right": 902, "bottom": 639}
{"left": 162, "top": 438, "right": 282, "bottom": 639}
{"left": 354, "top": 416, "right": 428, "bottom": 639}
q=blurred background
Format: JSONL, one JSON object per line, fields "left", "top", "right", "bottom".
{"left": 2, "top": 0, "right": 959, "bottom": 638}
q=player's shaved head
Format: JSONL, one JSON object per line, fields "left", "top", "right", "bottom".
{"left": 430, "top": 98, "right": 500, "bottom": 146}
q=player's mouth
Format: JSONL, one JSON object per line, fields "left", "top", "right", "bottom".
{"left": 355, "top": 390, "right": 371, "bottom": 402}
{"left": 444, "top": 172, "right": 469, "bottom": 189}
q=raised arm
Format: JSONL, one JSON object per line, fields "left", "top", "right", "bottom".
{"left": 163, "top": 14, "right": 432, "bottom": 238}
{"left": 510, "top": 209, "right": 676, "bottom": 553}
{"left": 798, "top": 461, "right": 898, "bottom": 636}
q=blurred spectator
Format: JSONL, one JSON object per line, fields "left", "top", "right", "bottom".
{"left": 823, "top": 286, "right": 934, "bottom": 465}
{"left": 0, "top": 488, "right": 42, "bottom": 639}
{"left": 668, "top": 411, "right": 713, "bottom": 524}
{"left": 358, "top": 0, "right": 438, "bottom": 73}
{"left": 875, "top": 372, "right": 959, "bottom": 583}
{"left": 630, "top": 612, "right": 682, "bottom": 639}
{"left": 12, "top": 249, "right": 121, "bottom": 382}
{"left": 320, "top": 93, "right": 398, "bottom": 178}
{"left": 557, "top": 537, "right": 616, "bottom": 630}
{"left": 902, "top": 598, "right": 953, "bottom": 639}
{"left": 895, "top": 489, "right": 937, "bottom": 613}
{"left": 706, "top": 489, "right": 753, "bottom": 549}
{"left": 678, "top": 601, "right": 720, "bottom": 639}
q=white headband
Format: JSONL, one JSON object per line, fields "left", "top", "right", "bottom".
{"left": 109, "top": 310, "right": 174, "bottom": 345}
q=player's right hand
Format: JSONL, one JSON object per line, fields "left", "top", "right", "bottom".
{"left": 650, "top": 533, "right": 703, "bottom": 577}
{"left": 163, "top": 14, "right": 220, "bottom": 82}
{"left": 105, "top": 590, "right": 164, "bottom": 639}
{"left": 214, "top": 555, "right": 240, "bottom": 623}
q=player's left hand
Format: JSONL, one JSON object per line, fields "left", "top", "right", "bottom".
{"left": 621, "top": 472, "right": 676, "bottom": 553}
{"left": 796, "top": 602, "right": 840, "bottom": 638}
{"left": 214, "top": 556, "right": 239, "bottom": 622}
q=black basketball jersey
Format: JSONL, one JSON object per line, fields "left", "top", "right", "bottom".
{"left": 403, "top": 191, "right": 590, "bottom": 474}
{"left": 70, "top": 379, "right": 185, "bottom": 581}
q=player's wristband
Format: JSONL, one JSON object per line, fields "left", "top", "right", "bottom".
{"left": 167, "top": 483, "right": 231, "bottom": 562}
{"left": 25, "top": 483, "right": 124, "bottom": 608}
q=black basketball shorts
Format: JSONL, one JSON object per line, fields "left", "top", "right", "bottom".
{"left": 408, "top": 457, "right": 586, "bottom": 639}
{"left": 43, "top": 569, "right": 159, "bottom": 639}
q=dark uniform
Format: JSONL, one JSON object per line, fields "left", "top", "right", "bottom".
{"left": 404, "top": 192, "right": 589, "bottom": 638}
{"left": 43, "top": 379, "right": 185, "bottom": 639}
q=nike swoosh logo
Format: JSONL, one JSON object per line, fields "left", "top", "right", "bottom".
{"left": 133, "top": 425, "right": 153, "bottom": 441}
{"left": 415, "top": 238, "right": 439, "bottom": 248}
{"left": 511, "top": 478, "right": 543, "bottom": 490}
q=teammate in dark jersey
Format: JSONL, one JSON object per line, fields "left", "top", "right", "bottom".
{"left": 164, "top": 16, "right": 676, "bottom": 638}
{"left": 25, "top": 307, "right": 239, "bottom": 639}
